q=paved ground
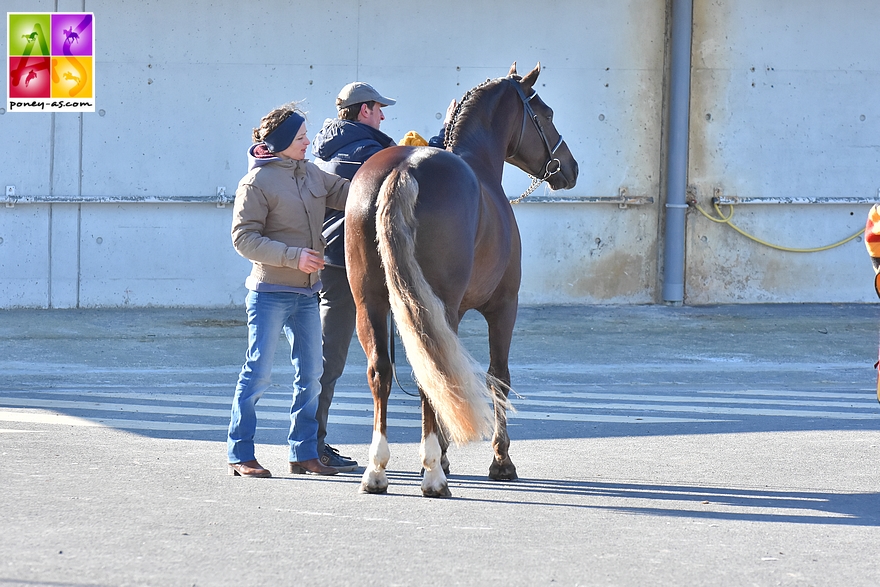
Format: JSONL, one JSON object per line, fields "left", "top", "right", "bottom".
{"left": 1, "top": 304, "right": 879, "bottom": 586}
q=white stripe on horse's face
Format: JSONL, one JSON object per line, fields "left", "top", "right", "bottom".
{"left": 420, "top": 432, "right": 449, "bottom": 497}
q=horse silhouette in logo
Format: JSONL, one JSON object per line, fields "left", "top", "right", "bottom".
{"left": 21, "top": 32, "right": 39, "bottom": 43}
{"left": 63, "top": 71, "right": 81, "bottom": 85}
{"left": 63, "top": 27, "right": 80, "bottom": 45}
{"left": 25, "top": 70, "right": 38, "bottom": 87}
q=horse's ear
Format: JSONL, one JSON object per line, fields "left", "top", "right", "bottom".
{"left": 521, "top": 63, "right": 541, "bottom": 91}
{"left": 508, "top": 62, "right": 518, "bottom": 77}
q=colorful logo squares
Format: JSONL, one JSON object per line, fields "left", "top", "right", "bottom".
{"left": 7, "top": 12, "right": 95, "bottom": 112}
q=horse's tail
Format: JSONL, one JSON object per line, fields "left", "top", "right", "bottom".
{"left": 375, "top": 164, "right": 507, "bottom": 445}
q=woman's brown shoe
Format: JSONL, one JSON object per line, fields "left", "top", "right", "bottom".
{"left": 228, "top": 460, "right": 272, "bottom": 478}
{"left": 288, "top": 458, "right": 338, "bottom": 476}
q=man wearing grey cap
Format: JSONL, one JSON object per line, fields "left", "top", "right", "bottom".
{"left": 311, "top": 81, "right": 397, "bottom": 472}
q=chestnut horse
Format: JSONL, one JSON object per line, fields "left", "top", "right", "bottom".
{"left": 345, "top": 63, "right": 578, "bottom": 497}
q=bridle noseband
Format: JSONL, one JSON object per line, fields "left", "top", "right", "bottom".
{"left": 508, "top": 78, "right": 564, "bottom": 203}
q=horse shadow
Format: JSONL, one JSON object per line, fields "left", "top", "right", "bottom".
{"left": 326, "top": 470, "right": 880, "bottom": 527}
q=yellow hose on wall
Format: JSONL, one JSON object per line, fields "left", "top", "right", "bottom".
{"left": 691, "top": 201, "right": 863, "bottom": 253}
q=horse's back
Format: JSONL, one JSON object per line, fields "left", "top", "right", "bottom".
{"left": 349, "top": 145, "right": 480, "bottom": 217}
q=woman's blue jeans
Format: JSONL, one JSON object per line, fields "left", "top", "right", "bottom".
{"left": 227, "top": 290, "right": 323, "bottom": 464}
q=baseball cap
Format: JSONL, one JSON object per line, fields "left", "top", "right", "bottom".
{"left": 336, "top": 82, "right": 396, "bottom": 109}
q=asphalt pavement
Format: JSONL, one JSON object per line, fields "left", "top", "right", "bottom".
{"left": 1, "top": 303, "right": 879, "bottom": 586}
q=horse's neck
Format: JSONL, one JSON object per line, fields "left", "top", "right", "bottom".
{"left": 460, "top": 150, "right": 503, "bottom": 183}
{"left": 450, "top": 135, "right": 507, "bottom": 187}
{"left": 453, "top": 91, "right": 521, "bottom": 184}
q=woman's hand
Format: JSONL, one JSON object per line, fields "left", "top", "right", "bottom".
{"left": 298, "top": 248, "right": 325, "bottom": 274}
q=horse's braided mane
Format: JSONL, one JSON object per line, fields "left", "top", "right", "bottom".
{"left": 443, "top": 74, "right": 521, "bottom": 150}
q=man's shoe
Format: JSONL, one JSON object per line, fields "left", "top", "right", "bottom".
{"left": 228, "top": 460, "right": 272, "bottom": 478}
{"left": 321, "top": 444, "right": 358, "bottom": 472}
{"left": 288, "top": 458, "right": 338, "bottom": 476}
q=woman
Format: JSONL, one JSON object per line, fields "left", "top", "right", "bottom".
{"left": 227, "top": 102, "right": 349, "bottom": 478}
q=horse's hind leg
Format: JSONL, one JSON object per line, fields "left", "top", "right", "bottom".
{"left": 482, "top": 303, "right": 519, "bottom": 481}
{"left": 420, "top": 424, "right": 450, "bottom": 476}
{"left": 357, "top": 308, "right": 393, "bottom": 494}
{"left": 489, "top": 387, "right": 517, "bottom": 480}
{"left": 438, "top": 426, "right": 450, "bottom": 474}
{"left": 420, "top": 398, "right": 451, "bottom": 497}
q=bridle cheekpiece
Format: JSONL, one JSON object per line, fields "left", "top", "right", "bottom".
{"left": 507, "top": 77, "right": 564, "bottom": 203}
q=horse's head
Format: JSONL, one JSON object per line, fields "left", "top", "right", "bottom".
{"left": 504, "top": 63, "right": 578, "bottom": 191}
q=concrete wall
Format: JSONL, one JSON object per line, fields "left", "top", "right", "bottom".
{"left": 686, "top": 0, "right": 879, "bottom": 303}
{"left": 1, "top": 1, "right": 876, "bottom": 307}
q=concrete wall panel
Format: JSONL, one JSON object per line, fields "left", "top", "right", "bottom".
{"left": 688, "top": 0, "right": 880, "bottom": 303}
{"left": 5, "top": 1, "right": 874, "bottom": 307}
{"left": 2, "top": 0, "right": 668, "bottom": 308}
{"left": 2, "top": 118, "right": 53, "bottom": 197}
{"left": 48, "top": 204, "right": 81, "bottom": 308}
{"left": 685, "top": 203, "right": 869, "bottom": 303}
{"left": 76, "top": 204, "right": 249, "bottom": 307}
{"left": 517, "top": 203, "right": 657, "bottom": 304}
{"left": 0, "top": 206, "right": 50, "bottom": 307}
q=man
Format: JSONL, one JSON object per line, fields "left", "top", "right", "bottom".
{"left": 311, "top": 82, "right": 397, "bottom": 472}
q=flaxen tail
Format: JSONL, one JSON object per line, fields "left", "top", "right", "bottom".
{"left": 375, "top": 164, "right": 506, "bottom": 445}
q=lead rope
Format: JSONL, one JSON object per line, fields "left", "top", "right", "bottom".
{"left": 390, "top": 315, "right": 527, "bottom": 403}
{"left": 510, "top": 159, "right": 561, "bottom": 204}
{"left": 389, "top": 315, "right": 420, "bottom": 397}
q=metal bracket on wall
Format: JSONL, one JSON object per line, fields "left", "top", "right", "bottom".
{"left": 216, "top": 187, "right": 228, "bottom": 208}
{"left": 512, "top": 186, "right": 654, "bottom": 207}
{"left": 1, "top": 188, "right": 236, "bottom": 207}
{"left": 712, "top": 186, "right": 880, "bottom": 206}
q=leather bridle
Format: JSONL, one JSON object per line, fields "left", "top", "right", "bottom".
{"left": 508, "top": 78, "right": 564, "bottom": 203}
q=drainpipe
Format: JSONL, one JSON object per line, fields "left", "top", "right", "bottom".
{"left": 662, "top": 0, "right": 694, "bottom": 304}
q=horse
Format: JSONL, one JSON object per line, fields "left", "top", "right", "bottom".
{"left": 63, "top": 27, "right": 80, "bottom": 44}
{"left": 345, "top": 62, "right": 579, "bottom": 497}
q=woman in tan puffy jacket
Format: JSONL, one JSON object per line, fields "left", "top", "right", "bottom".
{"left": 226, "top": 102, "right": 349, "bottom": 478}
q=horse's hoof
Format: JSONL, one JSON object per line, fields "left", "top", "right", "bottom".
{"left": 488, "top": 462, "right": 518, "bottom": 481}
{"left": 422, "top": 485, "right": 452, "bottom": 498}
{"left": 359, "top": 482, "right": 388, "bottom": 494}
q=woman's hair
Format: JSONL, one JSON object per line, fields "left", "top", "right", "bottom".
{"left": 252, "top": 101, "right": 307, "bottom": 143}
{"left": 338, "top": 100, "right": 376, "bottom": 122}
